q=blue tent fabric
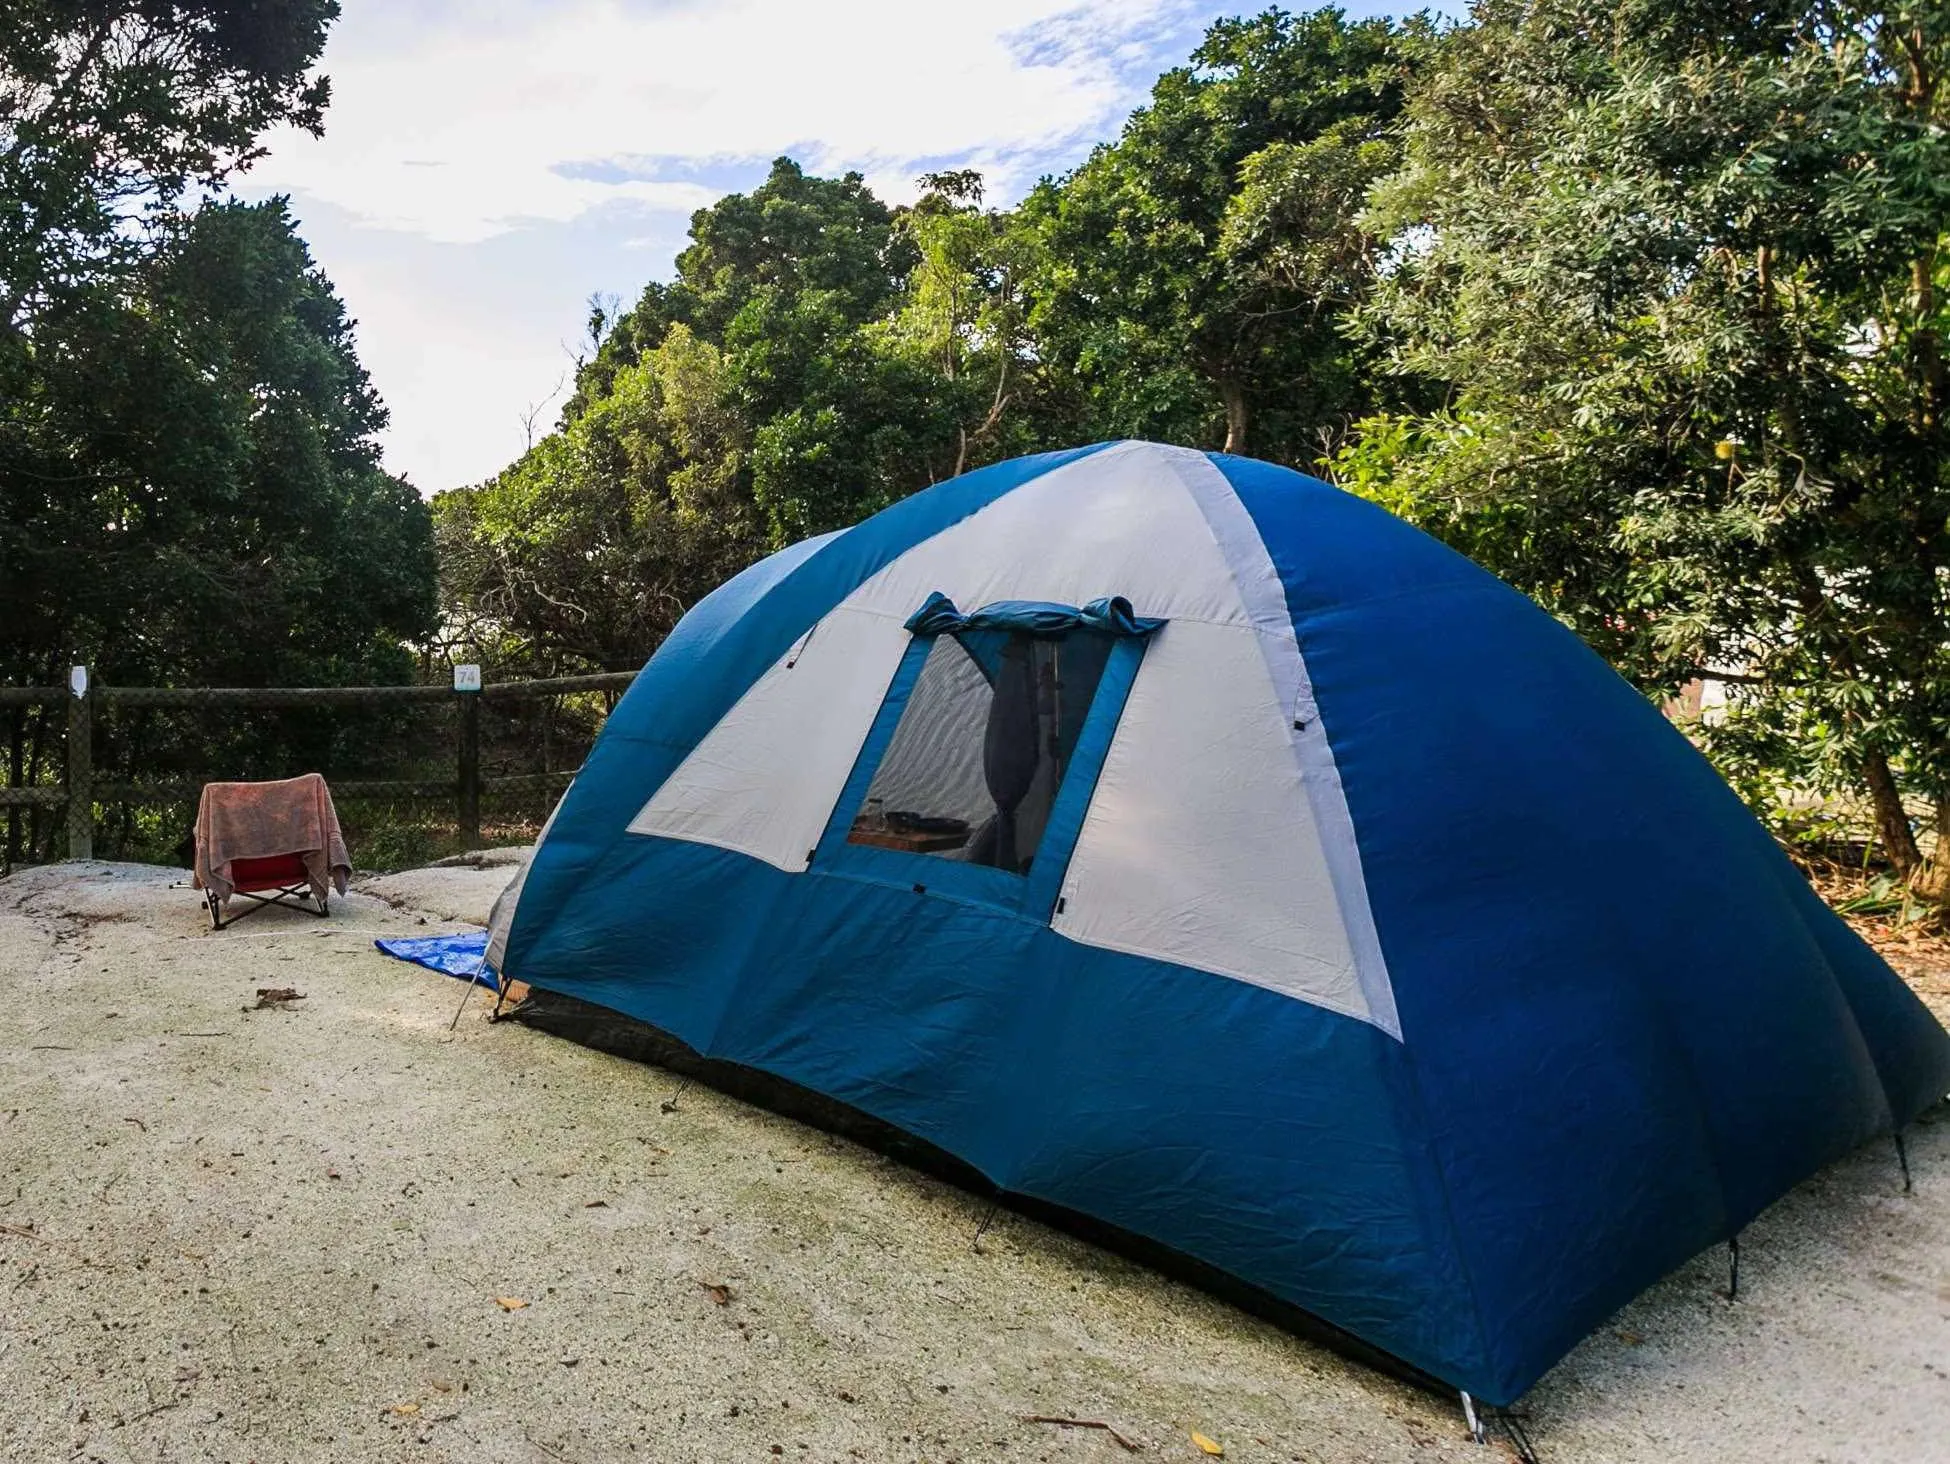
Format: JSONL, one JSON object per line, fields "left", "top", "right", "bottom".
{"left": 375, "top": 930, "right": 493, "bottom": 985}
{"left": 491, "top": 442, "right": 1950, "bottom": 1406}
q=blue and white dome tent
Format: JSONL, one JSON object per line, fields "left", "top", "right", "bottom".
{"left": 486, "top": 441, "right": 1950, "bottom": 1408}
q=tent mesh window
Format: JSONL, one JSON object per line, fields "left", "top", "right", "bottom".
{"left": 847, "top": 628, "right": 1115, "bottom": 873}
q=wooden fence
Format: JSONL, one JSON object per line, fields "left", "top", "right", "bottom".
{"left": 0, "top": 668, "right": 638, "bottom": 861}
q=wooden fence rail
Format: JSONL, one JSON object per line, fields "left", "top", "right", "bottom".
{"left": 0, "top": 667, "right": 637, "bottom": 861}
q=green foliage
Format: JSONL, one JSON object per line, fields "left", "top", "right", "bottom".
{"left": 440, "top": 157, "right": 1059, "bottom": 666}
{"left": 2, "top": 198, "right": 434, "bottom": 689}
{"left": 561, "top": 158, "right": 907, "bottom": 422}
{"left": 349, "top": 812, "right": 449, "bottom": 876}
{"left": 1, "top": 2, "right": 429, "bottom": 695}
{"left": 1015, "top": 7, "right": 1428, "bottom": 458}
{"left": 1348, "top": 0, "right": 1950, "bottom": 873}
{"left": 437, "top": 321, "right": 762, "bottom": 673}
{"left": 453, "top": 12, "right": 1443, "bottom": 675}
{"left": 0, "top": 199, "right": 439, "bottom": 865}
{"left": 1, "top": 0, "right": 337, "bottom": 331}
{"left": 678, "top": 158, "right": 909, "bottom": 342}
{"left": 0, "top": 7, "right": 437, "bottom": 865}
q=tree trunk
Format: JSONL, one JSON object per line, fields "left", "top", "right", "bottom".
{"left": 1862, "top": 750, "right": 1923, "bottom": 875}
{"left": 1219, "top": 381, "right": 1248, "bottom": 456}
{"left": 1912, "top": 795, "right": 1950, "bottom": 903}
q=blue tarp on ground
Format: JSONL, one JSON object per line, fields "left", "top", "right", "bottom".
{"left": 375, "top": 930, "right": 493, "bottom": 985}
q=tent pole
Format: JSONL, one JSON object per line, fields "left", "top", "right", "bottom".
{"left": 448, "top": 973, "right": 478, "bottom": 1031}
{"left": 1726, "top": 1234, "right": 1740, "bottom": 1302}
{"left": 1895, "top": 1129, "right": 1912, "bottom": 1193}
{"left": 448, "top": 956, "right": 488, "bottom": 1032}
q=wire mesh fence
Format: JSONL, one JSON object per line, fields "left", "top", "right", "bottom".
{"left": 0, "top": 669, "right": 636, "bottom": 874}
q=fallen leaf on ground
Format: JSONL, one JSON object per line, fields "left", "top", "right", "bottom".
{"left": 493, "top": 1296, "right": 528, "bottom": 1311}
{"left": 700, "top": 1281, "right": 733, "bottom": 1306}
{"left": 388, "top": 1402, "right": 420, "bottom": 1416}
{"left": 1191, "top": 1430, "right": 1225, "bottom": 1456}
{"left": 253, "top": 987, "right": 305, "bottom": 1009}
{"left": 583, "top": 1199, "right": 609, "bottom": 1209}
{"left": 1616, "top": 1329, "right": 1645, "bottom": 1346}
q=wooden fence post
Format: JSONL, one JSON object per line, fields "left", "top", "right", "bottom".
{"left": 456, "top": 665, "right": 481, "bottom": 851}
{"left": 66, "top": 665, "right": 92, "bottom": 861}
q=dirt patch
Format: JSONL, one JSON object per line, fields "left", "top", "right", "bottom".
{"left": 0, "top": 859, "right": 1944, "bottom": 1463}
{"left": 1844, "top": 917, "right": 1950, "bottom": 1027}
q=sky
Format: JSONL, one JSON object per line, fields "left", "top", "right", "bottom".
{"left": 245, "top": 0, "right": 1397, "bottom": 496}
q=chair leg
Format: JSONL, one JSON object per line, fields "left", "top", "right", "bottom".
{"left": 208, "top": 884, "right": 314, "bottom": 930}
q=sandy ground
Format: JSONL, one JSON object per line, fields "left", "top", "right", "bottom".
{"left": 0, "top": 859, "right": 1945, "bottom": 1464}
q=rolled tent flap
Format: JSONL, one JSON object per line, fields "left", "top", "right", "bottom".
{"left": 903, "top": 591, "right": 1165, "bottom": 638}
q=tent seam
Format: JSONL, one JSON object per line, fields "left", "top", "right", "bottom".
{"left": 1172, "top": 447, "right": 1400, "bottom": 1036}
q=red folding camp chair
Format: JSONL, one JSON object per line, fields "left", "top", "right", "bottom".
{"left": 205, "top": 852, "right": 329, "bottom": 930}
{"left": 193, "top": 773, "right": 350, "bottom": 931}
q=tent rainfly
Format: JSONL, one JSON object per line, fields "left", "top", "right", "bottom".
{"left": 485, "top": 441, "right": 1950, "bottom": 1410}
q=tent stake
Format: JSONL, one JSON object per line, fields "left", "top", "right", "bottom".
{"left": 1494, "top": 1406, "right": 1543, "bottom": 1464}
{"left": 1726, "top": 1234, "right": 1740, "bottom": 1302}
{"left": 972, "top": 1202, "right": 1001, "bottom": 1254}
{"left": 1895, "top": 1129, "right": 1912, "bottom": 1193}
{"left": 660, "top": 1077, "right": 692, "bottom": 1114}
{"left": 1460, "top": 1391, "right": 1484, "bottom": 1445}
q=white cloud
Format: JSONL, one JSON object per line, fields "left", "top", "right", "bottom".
{"left": 242, "top": 0, "right": 1218, "bottom": 491}
{"left": 259, "top": 0, "right": 1197, "bottom": 244}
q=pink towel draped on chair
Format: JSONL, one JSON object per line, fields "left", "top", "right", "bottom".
{"left": 193, "top": 773, "right": 352, "bottom": 903}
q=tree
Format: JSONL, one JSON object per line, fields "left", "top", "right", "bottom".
{"left": 1, "top": 196, "right": 435, "bottom": 862}
{"left": 2, "top": 2, "right": 357, "bottom": 671}
{"left": 891, "top": 170, "right": 1051, "bottom": 476}
{"left": 445, "top": 13, "right": 1439, "bottom": 672}
{"left": 1, "top": 198, "right": 434, "bottom": 690}
{"left": 1016, "top": 7, "right": 1425, "bottom": 458}
{"left": 564, "top": 157, "right": 910, "bottom": 420}
{"left": 0, "top": 0, "right": 335, "bottom": 332}
{"left": 676, "top": 157, "right": 909, "bottom": 344}
{"left": 473, "top": 157, "right": 1046, "bottom": 654}
{"left": 436, "top": 323, "right": 760, "bottom": 674}
{"left": 1348, "top": 0, "right": 1950, "bottom": 887}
